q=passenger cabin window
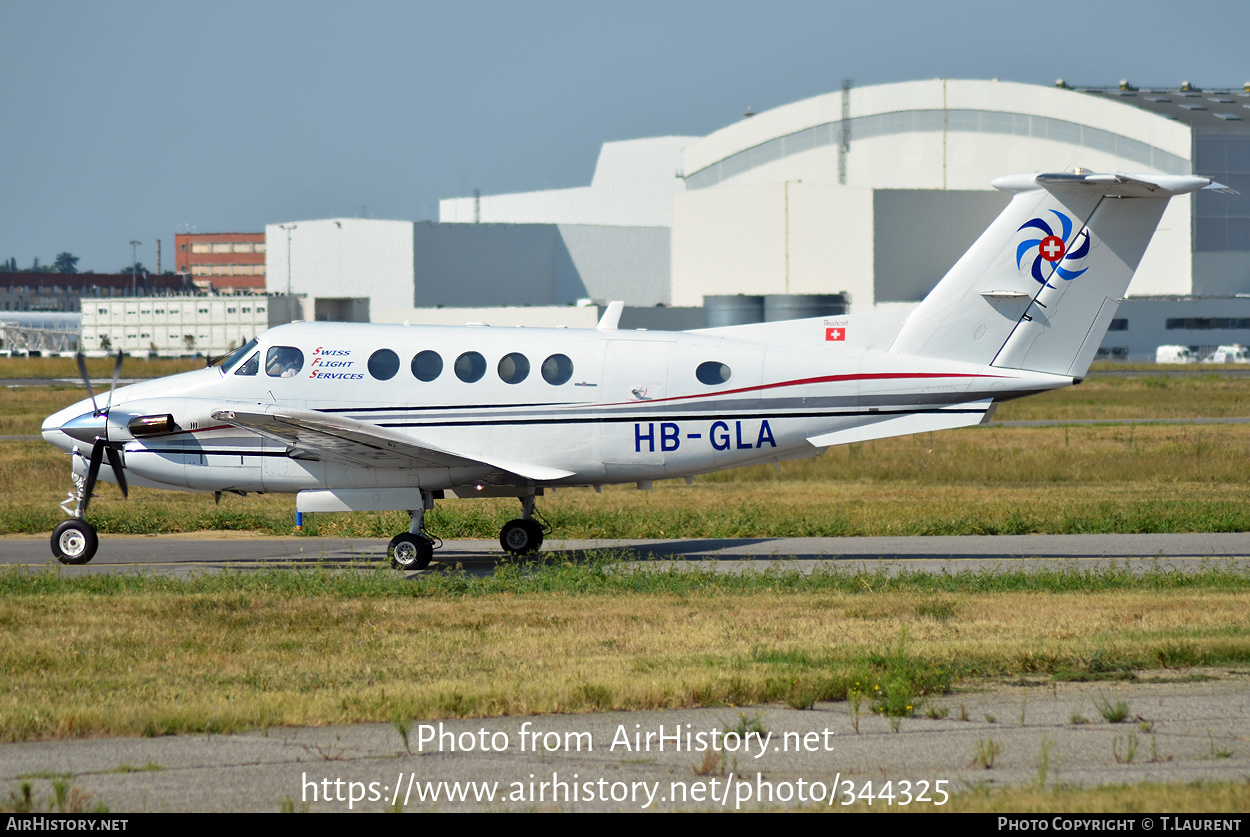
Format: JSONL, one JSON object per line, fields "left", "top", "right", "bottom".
{"left": 696, "top": 361, "right": 731, "bottom": 385}
{"left": 454, "top": 351, "right": 486, "bottom": 383}
{"left": 234, "top": 352, "right": 259, "bottom": 376}
{"left": 266, "top": 346, "right": 304, "bottom": 378}
{"left": 411, "top": 350, "right": 443, "bottom": 382}
{"left": 497, "top": 352, "right": 529, "bottom": 384}
{"left": 368, "top": 348, "right": 400, "bottom": 380}
{"left": 541, "top": 353, "right": 574, "bottom": 385}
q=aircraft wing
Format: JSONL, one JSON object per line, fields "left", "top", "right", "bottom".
{"left": 208, "top": 404, "right": 575, "bottom": 482}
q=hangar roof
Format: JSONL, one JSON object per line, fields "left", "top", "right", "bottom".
{"left": 1077, "top": 86, "right": 1250, "bottom": 132}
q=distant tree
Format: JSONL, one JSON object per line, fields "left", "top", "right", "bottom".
{"left": 53, "top": 252, "right": 79, "bottom": 274}
{"left": 99, "top": 335, "right": 112, "bottom": 352}
{"left": 119, "top": 261, "right": 147, "bottom": 275}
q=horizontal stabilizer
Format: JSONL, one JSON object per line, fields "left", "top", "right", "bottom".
{"left": 806, "top": 400, "right": 993, "bottom": 448}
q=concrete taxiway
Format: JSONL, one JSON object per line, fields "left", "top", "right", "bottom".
{"left": 4, "top": 532, "right": 1250, "bottom": 577}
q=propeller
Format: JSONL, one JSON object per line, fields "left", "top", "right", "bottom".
{"left": 70, "top": 350, "right": 129, "bottom": 515}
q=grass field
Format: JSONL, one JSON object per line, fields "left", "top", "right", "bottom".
{"left": 0, "top": 356, "right": 204, "bottom": 380}
{"left": 1, "top": 563, "right": 1248, "bottom": 740}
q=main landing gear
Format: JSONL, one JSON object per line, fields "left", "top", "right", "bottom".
{"left": 499, "top": 495, "right": 545, "bottom": 557}
{"left": 388, "top": 489, "right": 437, "bottom": 571}
{"left": 385, "top": 490, "right": 549, "bottom": 569}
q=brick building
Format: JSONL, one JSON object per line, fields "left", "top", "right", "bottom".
{"left": 174, "top": 232, "right": 266, "bottom": 291}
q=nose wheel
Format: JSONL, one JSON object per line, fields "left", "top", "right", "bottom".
{"left": 52, "top": 519, "right": 99, "bottom": 565}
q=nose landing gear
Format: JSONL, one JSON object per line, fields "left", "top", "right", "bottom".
{"left": 52, "top": 519, "right": 98, "bottom": 565}
{"left": 52, "top": 452, "right": 109, "bottom": 565}
{"left": 49, "top": 350, "right": 128, "bottom": 566}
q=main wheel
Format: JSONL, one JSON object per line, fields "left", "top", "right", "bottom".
{"left": 388, "top": 533, "right": 433, "bottom": 571}
{"left": 499, "top": 519, "right": 543, "bottom": 556}
{"left": 52, "top": 520, "right": 98, "bottom": 565}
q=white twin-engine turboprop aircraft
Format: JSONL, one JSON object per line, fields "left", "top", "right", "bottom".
{"left": 43, "top": 170, "right": 1224, "bottom": 568}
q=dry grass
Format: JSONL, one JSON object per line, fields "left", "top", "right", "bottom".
{"left": 0, "top": 585, "right": 1246, "bottom": 740}
{"left": 0, "top": 356, "right": 203, "bottom": 379}
{"left": 995, "top": 372, "right": 1250, "bottom": 421}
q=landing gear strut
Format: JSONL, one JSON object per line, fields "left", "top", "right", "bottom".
{"left": 49, "top": 350, "right": 128, "bottom": 566}
{"left": 52, "top": 451, "right": 104, "bottom": 565}
{"left": 389, "top": 490, "right": 436, "bottom": 571}
{"left": 499, "top": 494, "right": 544, "bottom": 556}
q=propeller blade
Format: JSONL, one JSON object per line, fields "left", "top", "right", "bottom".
{"left": 104, "top": 446, "right": 128, "bottom": 498}
{"left": 103, "top": 349, "right": 123, "bottom": 415}
{"left": 75, "top": 352, "right": 99, "bottom": 415}
{"left": 81, "top": 442, "right": 105, "bottom": 517}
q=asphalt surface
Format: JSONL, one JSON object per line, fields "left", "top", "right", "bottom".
{"left": 5, "top": 532, "right": 1250, "bottom": 576}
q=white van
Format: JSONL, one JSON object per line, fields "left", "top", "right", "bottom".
{"left": 1156, "top": 345, "right": 1195, "bottom": 364}
{"left": 1202, "top": 345, "right": 1250, "bottom": 364}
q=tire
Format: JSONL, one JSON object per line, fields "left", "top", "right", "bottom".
{"left": 52, "top": 520, "right": 98, "bottom": 565}
{"left": 388, "top": 533, "right": 433, "bottom": 571}
{"left": 499, "top": 518, "right": 543, "bottom": 556}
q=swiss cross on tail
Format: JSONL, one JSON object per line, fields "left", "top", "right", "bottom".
{"left": 1016, "top": 210, "right": 1090, "bottom": 285}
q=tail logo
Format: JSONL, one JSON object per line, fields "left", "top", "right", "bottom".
{"left": 1016, "top": 210, "right": 1091, "bottom": 284}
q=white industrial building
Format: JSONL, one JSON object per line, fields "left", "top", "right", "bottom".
{"left": 79, "top": 295, "right": 294, "bottom": 356}
{"left": 268, "top": 78, "right": 1250, "bottom": 357}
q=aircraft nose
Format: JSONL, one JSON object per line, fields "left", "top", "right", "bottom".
{"left": 58, "top": 411, "right": 109, "bottom": 445}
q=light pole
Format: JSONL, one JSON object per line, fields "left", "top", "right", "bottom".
{"left": 129, "top": 240, "right": 141, "bottom": 296}
{"left": 278, "top": 224, "right": 297, "bottom": 322}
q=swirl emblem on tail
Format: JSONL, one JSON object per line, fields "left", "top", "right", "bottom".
{"left": 1016, "top": 210, "right": 1090, "bottom": 285}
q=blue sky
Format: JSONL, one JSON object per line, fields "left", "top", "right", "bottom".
{"left": 2, "top": 0, "right": 1246, "bottom": 273}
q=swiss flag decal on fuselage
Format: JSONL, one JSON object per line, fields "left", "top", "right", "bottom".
{"left": 826, "top": 327, "right": 845, "bottom": 341}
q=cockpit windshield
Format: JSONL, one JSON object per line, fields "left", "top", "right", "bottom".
{"left": 218, "top": 338, "right": 259, "bottom": 374}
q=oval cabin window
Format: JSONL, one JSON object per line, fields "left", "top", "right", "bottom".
{"left": 411, "top": 350, "right": 443, "bottom": 382}
{"left": 541, "top": 353, "right": 574, "bottom": 385}
{"left": 695, "top": 361, "right": 731, "bottom": 385}
{"left": 498, "top": 352, "right": 530, "bottom": 384}
{"left": 454, "top": 351, "right": 487, "bottom": 383}
{"left": 368, "top": 349, "right": 400, "bottom": 380}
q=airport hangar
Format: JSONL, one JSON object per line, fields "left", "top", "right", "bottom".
{"left": 266, "top": 79, "right": 1250, "bottom": 360}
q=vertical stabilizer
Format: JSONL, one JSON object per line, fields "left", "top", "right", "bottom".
{"left": 889, "top": 172, "right": 1215, "bottom": 377}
